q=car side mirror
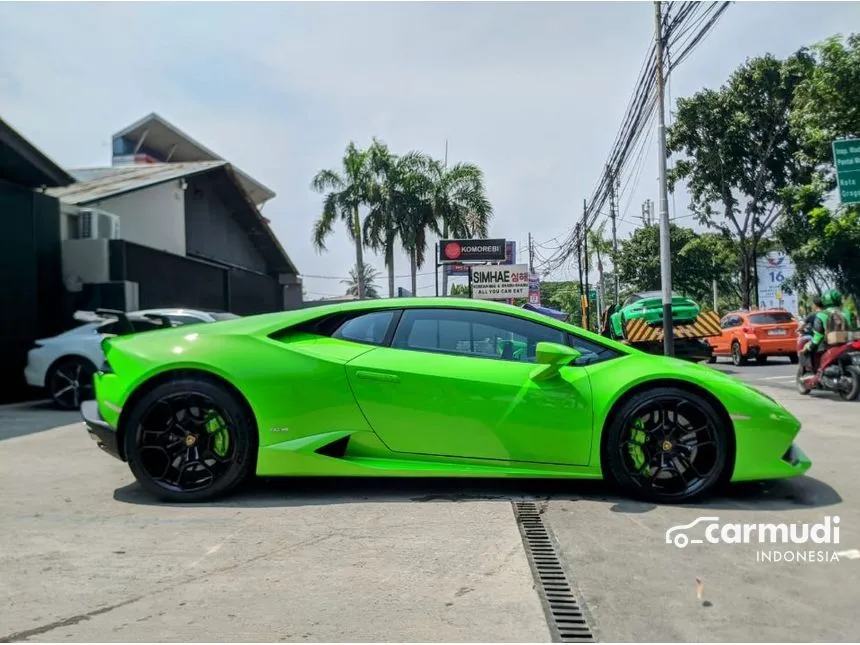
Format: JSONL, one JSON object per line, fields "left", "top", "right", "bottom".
{"left": 530, "top": 342, "right": 582, "bottom": 381}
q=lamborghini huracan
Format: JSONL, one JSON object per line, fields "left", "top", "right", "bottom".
{"left": 81, "top": 297, "right": 810, "bottom": 504}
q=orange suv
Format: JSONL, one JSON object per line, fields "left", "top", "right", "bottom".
{"left": 708, "top": 309, "right": 799, "bottom": 366}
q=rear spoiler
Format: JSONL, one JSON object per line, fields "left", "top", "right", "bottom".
{"left": 73, "top": 308, "right": 175, "bottom": 335}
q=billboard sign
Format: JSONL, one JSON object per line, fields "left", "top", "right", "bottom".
{"left": 469, "top": 264, "right": 530, "bottom": 300}
{"left": 444, "top": 240, "right": 515, "bottom": 275}
{"left": 756, "top": 250, "right": 799, "bottom": 316}
{"left": 439, "top": 238, "right": 507, "bottom": 263}
{"left": 528, "top": 273, "right": 541, "bottom": 305}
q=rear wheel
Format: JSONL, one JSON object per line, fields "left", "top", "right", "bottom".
{"left": 123, "top": 378, "right": 256, "bottom": 503}
{"left": 731, "top": 341, "right": 746, "bottom": 366}
{"left": 604, "top": 387, "right": 730, "bottom": 504}
{"left": 48, "top": 357, "right": 97, "bottom": 410}
{"left": 838, "top": 366, "right": 860, "bottom": 401}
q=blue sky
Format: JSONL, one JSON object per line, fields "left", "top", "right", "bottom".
{"left": 0, "top": 1, "right": 854, "bottom": 298}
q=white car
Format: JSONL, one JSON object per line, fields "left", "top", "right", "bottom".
{"left": 24, "top": 308, "right": 239, "bottom": 410}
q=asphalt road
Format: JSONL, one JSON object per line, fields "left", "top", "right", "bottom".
{"left": 0, "top": 367, "right": 857, "bottom": 643}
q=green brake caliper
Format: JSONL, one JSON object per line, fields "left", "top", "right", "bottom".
{"left": 204, "top": 413, "right": 230, "bottom": 458}
{"left": 628, "top": 418, "right": 649, "bottom": 474}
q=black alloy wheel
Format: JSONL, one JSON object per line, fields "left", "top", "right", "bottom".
{"left": 49, "top": 357, "right": 97, "bottom": 410}
{"left": 123, "top": 378, "right": 256, "bottom": 502}
{"left": 605, "top": 387, "right": 730, "bottom": 504}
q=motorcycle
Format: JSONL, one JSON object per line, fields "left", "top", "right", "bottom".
{"left": 796, "top": 336, "right": 860, "bottom": 400}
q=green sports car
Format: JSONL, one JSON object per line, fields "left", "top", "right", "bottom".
{"left": 81, "top": 297, "right": 810, "bottom": 504}
{"left": 610, "top": 290, "right": 700, "bottom": 339}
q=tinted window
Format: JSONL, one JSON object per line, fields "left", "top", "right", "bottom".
{"left": 98, "top": 319, "right": 165, "bottom": 335}
{"left": 332, "top": 310, "right": 395, "bottom": 346}
{"left": 749, "top": 312, "right": 794, "bottom": 325}
{"left": 392, "top": 308, "right": 567, "bottom": 363}
{"left": 623, "top": 295, "right": 641, "bottom": 307}
{"left": 165, "top": 314, "right": 207, "bottom": 326}
{"left": 209, "top": 312, "right": 240, "bottom": 321}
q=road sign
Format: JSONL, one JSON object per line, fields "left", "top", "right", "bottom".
{"left": 469, "top": 264, "right": 529, "bottom": 300}
{"left": 439, "top": 238, "right": 507, "bottom": 263}
{"left": 588, "top": 290, "right": 597, "bottom": 300}
{"left": 833, "top": 138, "right": 860, "bottom": 205}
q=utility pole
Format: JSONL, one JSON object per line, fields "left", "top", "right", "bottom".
{"left": 528, "top": 232, "right": 535, "bottom": 273}
{"left": 582, "top": 198, "right": 590, "bottom": 331}
{"left": 440, "top": 139, "right": 449, "bottom": 297}
{"left": 576, "top": 223, "right": 584, "bottom": 326}
{"left": 608, "top": 164, "right": 619, "bottom": 304}
{"left": 654, "top": 0, "right": 674, "bottom": 356}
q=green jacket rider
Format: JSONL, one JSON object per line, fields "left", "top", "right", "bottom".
{"left": 807, "top": 289, "right": 855, "bottom": 355}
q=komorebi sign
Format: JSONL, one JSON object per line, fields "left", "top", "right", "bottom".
{"left": 439, "top": 238, "right": 507, "bottom": 263}
{"left": 470, "top": 264, "right": 530, "bottom": 300}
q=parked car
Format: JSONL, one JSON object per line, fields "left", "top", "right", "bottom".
{"left": 24, "top": 308, "right": 239, "bottom": 409}
{"left": 81, "top": 297, "right": 809, "bottom": 505}
{"left": 707, "top": 309, "right": 798, "bottom": 365}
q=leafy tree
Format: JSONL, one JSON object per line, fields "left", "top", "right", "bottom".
{"left": 342, "top": 263, "right": 381, "bottom": 299}
{"left": 311, "top": 142, "right": 373, "bottom": 298}
{"left": 450, "top": 283, "right": 470, "bottom": 298}
{"left": 615, "top": 224, "right": 738, "bottom": 307}
{"left": 775, "top": 34, "right": 860, "bottom": 302}
{"left": 667, "top": 51, "right": 817, "bottom": 307}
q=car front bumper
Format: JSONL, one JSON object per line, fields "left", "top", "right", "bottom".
{"left": 81, "top": 400, "right": 124, "bottom": 461}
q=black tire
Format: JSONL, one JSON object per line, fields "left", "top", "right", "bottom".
{"left": 789, "top": 353, "right": 799, "bottom": 365}
{"left": 604, "top": 387, "right": 731, "bottom": 504}
{"left": 47, "top": 356, "right": 97, "bottom": 410}
{"left": 707, "top": 354, "right": 717, "bottom": 364}
{"left": 731, "top": 341, "right": 746, "bottom": 366}
{"left": 123, "top": 378, "right": 256, "bottom": 503}
{"left": 838, "top": 366, "right": 860, "bottom": 402}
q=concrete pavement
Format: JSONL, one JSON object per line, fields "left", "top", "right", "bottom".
{"left": 1, "top": 368, "right": 857, "bottom": 642}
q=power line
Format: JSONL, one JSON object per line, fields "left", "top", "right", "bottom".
{"left": 538, "top": 2, "right": 730, "bottom": 276}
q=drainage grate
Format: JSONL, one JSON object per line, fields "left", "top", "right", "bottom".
{"left": 512, "top": 501, "right": 596, "bottom": 643}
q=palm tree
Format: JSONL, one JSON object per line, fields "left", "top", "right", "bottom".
{"left": 311, "top": 142, "right": 372, "bottom": 298}
{"left": 363, "top": 140, "right": 434, "bottom": 298}
{"left": 425, "top": 160, "right": 493, "bottom": 295}
{"left": 342, "top": 264, "right": 381, "bottom": 299}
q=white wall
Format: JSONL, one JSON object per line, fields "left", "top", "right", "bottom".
{"left": 85, "top": 180, "right": 186, "bottom": 255}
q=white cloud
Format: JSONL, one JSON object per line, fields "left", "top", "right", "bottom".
{"left": 0, "top": 1, "right": 854, "bottom": 297}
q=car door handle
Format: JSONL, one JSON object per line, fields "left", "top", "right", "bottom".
{"left": 355, "top": 370, "right": 400, "bottom": 383}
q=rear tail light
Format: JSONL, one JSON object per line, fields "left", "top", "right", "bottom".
{"left": 852, "top": 340, "right": 860, "bottom": 350}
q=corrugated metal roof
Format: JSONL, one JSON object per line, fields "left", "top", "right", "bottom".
{"left": 47, "top": 161, "right": 226, "bottom": 204}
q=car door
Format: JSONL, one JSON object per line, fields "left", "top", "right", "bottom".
{"left": 344, "top": 307, "right": 594, "bottom": 466}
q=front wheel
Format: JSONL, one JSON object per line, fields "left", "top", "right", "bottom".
{"left": 604, "top": 387, "right": 731, "bottom": 504}
{"left": 796, "top": 363, "right": 811, "bottom": 395}
{"left": 838, "top": 366, "right": 860, "bottom": 401}
{"left": 123, "top": 378, "right": 257, "bottom": 503}
{"left": 48, "top": 357, "right": 97, "bottom": 410}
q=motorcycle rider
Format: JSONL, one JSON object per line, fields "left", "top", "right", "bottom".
{"left": 800, "top": 295, "right": 826, "bottom": 371}
{"left": 824, "top": 288, "right": 857, "bottom": 330}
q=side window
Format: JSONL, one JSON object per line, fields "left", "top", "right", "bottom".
{"left": 331, "top": 310, "right": 396, "bottom": 346}
{"left": 392, "top": 308, "right": 567, "bottom": 363}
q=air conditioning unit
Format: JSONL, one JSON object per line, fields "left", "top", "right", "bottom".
{"left": 75, "top": 208, "right": 121, "bottom": 240}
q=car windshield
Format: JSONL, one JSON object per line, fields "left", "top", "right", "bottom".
{"left": 750, "top": 312, "right": 794, "bottom": 325}
{"left": 209, "top": 312, "right": 241, "bottom": 321}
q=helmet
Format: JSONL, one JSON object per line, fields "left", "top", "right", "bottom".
{"left": 823, "top": 289, "right": 843, "bottom": 308}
